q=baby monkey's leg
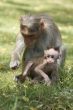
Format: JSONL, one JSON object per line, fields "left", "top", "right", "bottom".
{"left": 34, "top": 62, "right": 51, "bottom": 86}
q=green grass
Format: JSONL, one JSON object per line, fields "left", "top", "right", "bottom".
{"left": 0, "top": 0, "right": 73, "bottom": 110}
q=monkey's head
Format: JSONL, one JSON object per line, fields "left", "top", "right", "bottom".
{"left": 20, "top": 15, "right": 47, "bottom": 37}
{"left": 44, "top": 48, "right": 60, "bottom": 64}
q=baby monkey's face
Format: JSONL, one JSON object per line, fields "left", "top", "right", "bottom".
{"left": 44, "top": 48, "right": 60, "bottom": 64}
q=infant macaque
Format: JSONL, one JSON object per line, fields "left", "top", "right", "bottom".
{"left": 15, "top": 48, "right": 60, "bottom": 85}
{"left": 34, "top": 48, "right": 60, "bottom": 85}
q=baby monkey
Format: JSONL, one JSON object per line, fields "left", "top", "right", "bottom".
{"left": 15, "top": 48, "right": 60, "bottom": 85}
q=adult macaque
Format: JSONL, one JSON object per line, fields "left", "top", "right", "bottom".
{"left": 10, "top": 14, "right": 66, "bottom": 82}
{"left": 15, "top": 48, "right": 60, "bottom": 85}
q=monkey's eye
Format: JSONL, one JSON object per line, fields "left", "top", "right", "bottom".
{"left": 47, "top": 55, "right": 50, "bottom": 58}
{"left": 51, "top": 55, "right": 54, "bottom": 58}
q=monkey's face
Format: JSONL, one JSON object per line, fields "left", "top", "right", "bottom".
{"left": 20, "top": 15, "right": 45, "bottom": 37}
{"left": 20, "top": 16, "right": 39, "bottom": 36}
{"left": 20, "top": 15, "right": 47, "bottom": 47}
{"left": 44, "top": 48, "right": 59, "bottom": 64}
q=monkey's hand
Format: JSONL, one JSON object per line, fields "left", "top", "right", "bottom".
{"left": 44, "top": 77, "right": 51, "bottom": 86}
{"left": 14, "top": 74, "right": 26, "bottom": 83}
{"left": 10, "top": 60, "right": 20, "bottom": 70}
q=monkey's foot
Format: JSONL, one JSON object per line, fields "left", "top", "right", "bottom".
{"left": 14, "top": 75, "right": 25, "bottom": 83}
{"left": 45, "top": 79, "right": 51, "bottom": 86}
{"left": 31, "top": 79, "right": 39, "bottom": 84}
{"left": 10, "top": 60, "right": 20, "bottom": 69}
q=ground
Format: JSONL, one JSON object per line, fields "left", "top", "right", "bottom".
{"left": 0, "top": 0, "right": 73, "bottom": 110}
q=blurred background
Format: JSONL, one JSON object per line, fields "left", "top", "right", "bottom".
{"left": 0, "top": 0, "right": 73, "bottom": 110}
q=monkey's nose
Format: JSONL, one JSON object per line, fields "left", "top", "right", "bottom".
{"left": 47, "top": 58, "right": 54, "bottom": 64}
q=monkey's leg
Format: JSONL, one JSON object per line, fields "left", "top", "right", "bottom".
{"left": 34, "top": 63, "right": 51, "bottom": 86}
{"left": 10, "top": 33, "right": 25, "bottom": 69}
{"left": 15, "top": 61, "right": 33, "bottom": 83}
{"left": 51, "top": 67, "right": 59, "bottom": 84}
{"left": 58, "top": 45, "right": 66, "bottom": 67}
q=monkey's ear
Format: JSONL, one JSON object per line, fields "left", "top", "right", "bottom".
{"left": 56, "top": 53, "right": 61, "bottom": 60}
{"left": 40, "top": 18, "right": 44, "bottom": 26}
{"left": 54, "top": 47, "right": 60, "bottom": 52}
{"left": 39, "top": 18, "right": 45, "bottom": 30}
{"left": 40, "top": 18, "right": 48, "bottom": 30}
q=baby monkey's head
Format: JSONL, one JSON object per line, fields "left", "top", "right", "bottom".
{"left": 44, "top": 48, "right": 60, "bottom": 64}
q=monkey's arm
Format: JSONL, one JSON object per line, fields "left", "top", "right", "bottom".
{"left": 10, "top": 33, "right": 25, "bottom": 69}
{"left": 14, "top": 61, "right": 33, "bottom": 83}
{"left": 34, "top": 61, "right": 51, "bottom": 86}
{"left": 23, "top": 61, "right": 33, "bottom": 77}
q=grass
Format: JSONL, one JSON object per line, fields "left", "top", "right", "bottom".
{"left": 0, "top": 0, "right": 73, "bottom": 110}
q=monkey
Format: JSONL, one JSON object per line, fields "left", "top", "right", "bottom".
{"left": 15, "top": 48, "right": 60, "bottom": 85}
{"left": 34, "top": 48, "right": 60, "bottom": 85}
{"left": 10, "top": 14, "right": 66, "bottom": 82}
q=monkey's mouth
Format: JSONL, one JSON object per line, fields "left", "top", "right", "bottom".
{"left": 22, "top": 31, "right": 37, "bottom": 35}
{"left": 25, "top": 34, "right": 38, "bottom": 38}
{"left": 22, "top": 32, "right": 38, "bottom": 39}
